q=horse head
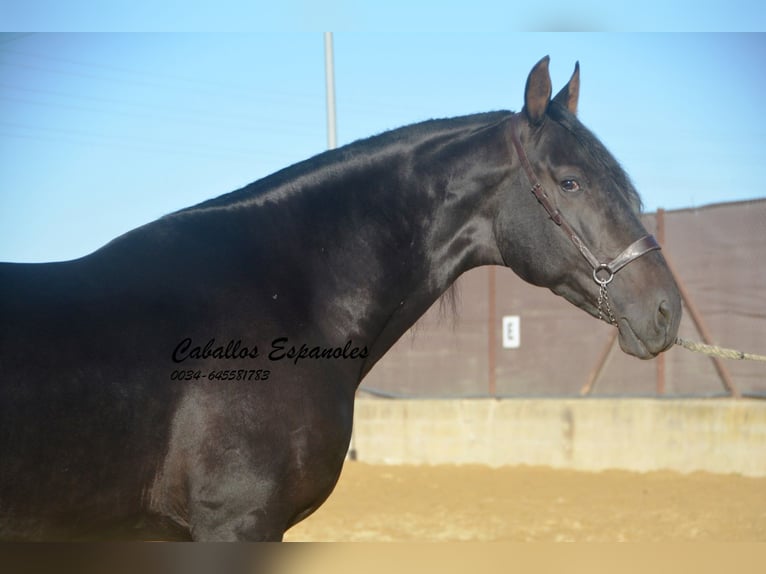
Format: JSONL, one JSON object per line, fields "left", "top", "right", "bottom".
{"left": 495, "top": 57, "right": 681, "bottom": 358}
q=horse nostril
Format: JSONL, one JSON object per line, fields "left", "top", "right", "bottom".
{"left": 657, "top": 299, "right": 672, "bottom": 328}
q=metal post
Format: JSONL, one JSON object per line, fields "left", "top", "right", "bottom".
{"left": 656, "top": 208, "right": 667, "bottom": 396}
{"left": 580, "top": 329, "right": 618, "bottom": 396}
{"left": 488, "top": 266, "right": 497, "bottom": 397}
{"left": 324, "top": 32, "right": 337, "bottom": 150}
{"left": 663, "top": 251, "right": 741, "bottom": 399}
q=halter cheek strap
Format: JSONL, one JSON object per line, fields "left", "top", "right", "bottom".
{"left": 508, "top": 113, "right": 661, "bottom": 289}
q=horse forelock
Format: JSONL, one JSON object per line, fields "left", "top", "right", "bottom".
{"left": 547, "top": 103, "right": 643, "bottom": 215}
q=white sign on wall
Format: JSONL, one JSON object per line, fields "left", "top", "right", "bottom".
{"left": 502, "top": 315, "right": 521, "bottom": 349}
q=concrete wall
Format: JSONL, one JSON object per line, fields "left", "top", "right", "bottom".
{"left": 350, "top": 398, "right": 766, "bottom": 477}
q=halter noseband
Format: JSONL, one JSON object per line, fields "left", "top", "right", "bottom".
{"left": 508, "top": 113, "right": 661, "bottom": 323}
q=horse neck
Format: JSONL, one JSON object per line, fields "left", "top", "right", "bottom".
{"left": 163, "top": 115, "right": 513, "bottom": 382}
{"left": 324, "top": 120, "right": 510, "bottom": 377}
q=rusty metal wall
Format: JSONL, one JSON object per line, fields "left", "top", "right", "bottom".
{"left": 360, "top": 199, "right": 766, "bottom": 398}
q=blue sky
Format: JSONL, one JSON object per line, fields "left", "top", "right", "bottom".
{"left": 1, "top": 32, "right": 765, "bottom": 262}
{"left": 2, "top": 1, "right": 766, "bottom": 32}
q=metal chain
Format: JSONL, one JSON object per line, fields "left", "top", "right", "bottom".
{"left": 597, "top": 282, "right": 616, "bottom": 325}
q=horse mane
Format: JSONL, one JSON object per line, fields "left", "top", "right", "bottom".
{"left": 177, "top": 111, "right": 512, "bottom": 214}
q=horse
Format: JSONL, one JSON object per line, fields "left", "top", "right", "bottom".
{"left": 0, "top": 56, "right": 681, "bottom": 541}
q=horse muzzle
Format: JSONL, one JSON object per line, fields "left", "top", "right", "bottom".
{"left": 616, "top": 293, "right": 681, "bottom": 359}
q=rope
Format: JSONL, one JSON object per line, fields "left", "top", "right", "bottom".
{"left": 675, "top": 338, "right": 766, "bottom": 363}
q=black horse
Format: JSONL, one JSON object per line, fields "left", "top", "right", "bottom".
{"left": 0, "top": 57, "right": 680, "bottom": 541}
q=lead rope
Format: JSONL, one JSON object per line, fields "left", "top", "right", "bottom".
{"left": 674, "top": 338, "right": 766, "bottom": 363}
{"left": 598, "top": 280, "right": 766, "bottom": 362}
{"left": 597, "top": 279, "right": 765, "bottom": 364}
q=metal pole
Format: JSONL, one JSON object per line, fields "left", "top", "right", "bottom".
{"left": 656, "top": 208, "right": 667, "bottom": 396}
{"left": 324, "top": 32, "right": 337, "bottom": 150}
{"left": 488, "top": 266, "right": 497, "bottom": 397}
{"left": 662, "top": 251, "right": 741, "bottom": 399}
{"left": 580, "top": 329, "right": 617, "bottom": 396}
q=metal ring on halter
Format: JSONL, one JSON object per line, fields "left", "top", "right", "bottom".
{"left": 593, "top": 264, "right": 614, "bottom": 286}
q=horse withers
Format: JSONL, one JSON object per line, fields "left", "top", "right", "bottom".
{"left": 0, "top": 57, "right": 680, "bottom": 541}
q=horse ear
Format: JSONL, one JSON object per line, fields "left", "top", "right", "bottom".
{"left": 553, "top": 61, "right": 580, "bottom": 115}
{"left": 523, "top": 56, "right": 552, "bottom": 125}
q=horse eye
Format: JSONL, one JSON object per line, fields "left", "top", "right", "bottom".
{"left": 560, "top": 179, "right": 581, "bottom": 193}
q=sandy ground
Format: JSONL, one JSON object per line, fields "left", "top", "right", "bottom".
{"left": 284, "top": 462, "right": 766, "bottom": 542}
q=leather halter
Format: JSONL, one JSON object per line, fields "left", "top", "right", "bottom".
{"left": 508, "top": 113, "right": 661, "bottom": 288}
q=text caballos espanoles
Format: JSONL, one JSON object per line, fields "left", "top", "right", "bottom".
{"left": 172, "top": 337, "right": 369, "bottom": 366}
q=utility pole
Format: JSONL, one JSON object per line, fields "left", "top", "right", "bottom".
{"left": 324, "top": 32, "right": 337, "bottom": 150}
{"left": 326, "top": 32, "right": 354, "bottom": 460}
